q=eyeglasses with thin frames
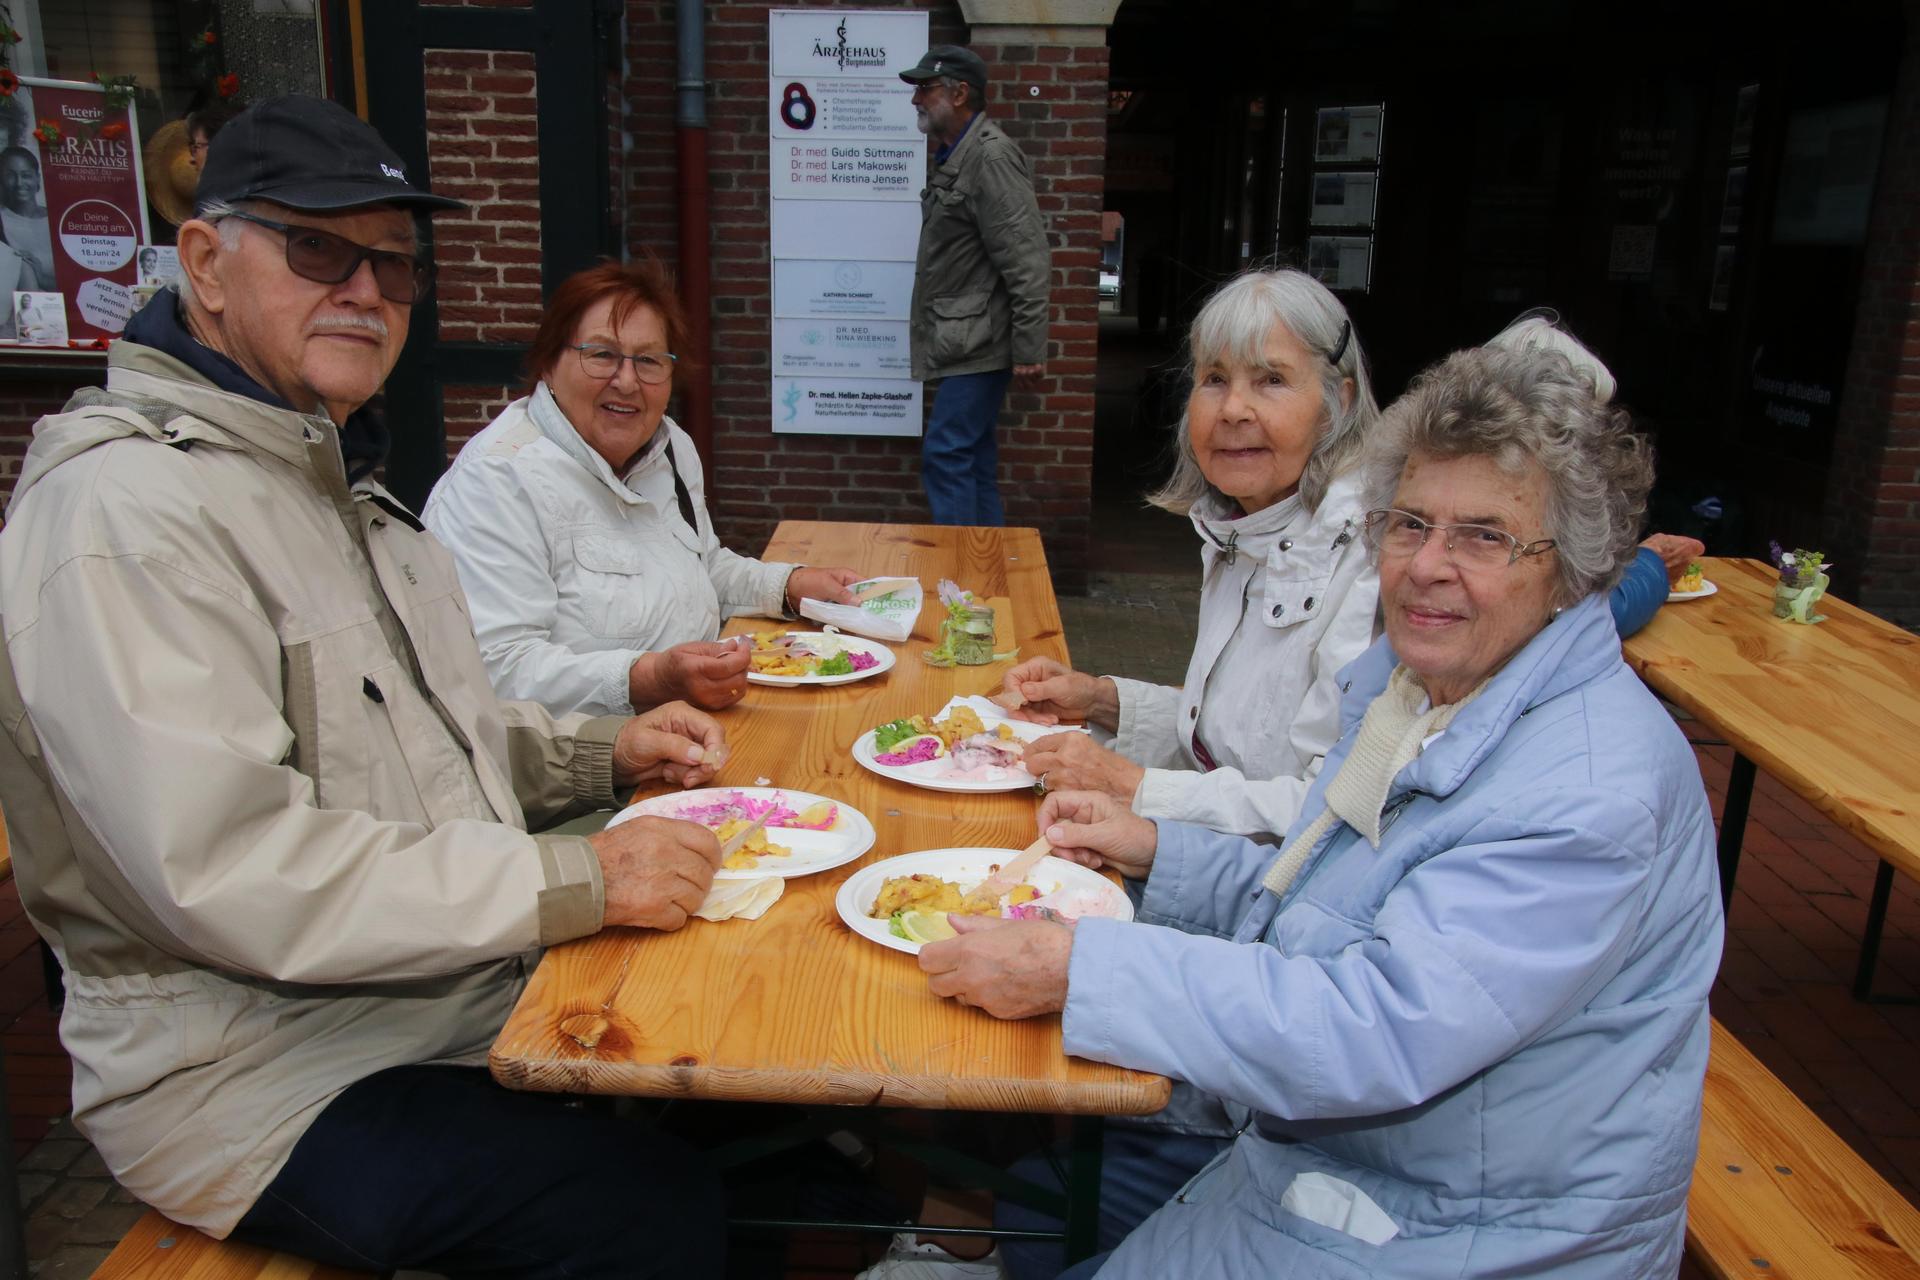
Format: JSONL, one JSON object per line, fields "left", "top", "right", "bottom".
{"left": 222, "top": 210, "right": 433, "bottom": 305}
{"left": 1362, "top": 508, "right": 1556, "bottom": 570}
{"left": 570, "top": 343, "right": 677, "bottom": 385}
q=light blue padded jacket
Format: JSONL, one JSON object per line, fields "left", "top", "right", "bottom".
{"left": 1063, "top": 591, "right": 1724, "bottom": 1278}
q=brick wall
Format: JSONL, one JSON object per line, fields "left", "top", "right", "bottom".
{"left": 424, "top": 47, "right": 545, "bottom": 351}
{"left": 634, "top": 0, "right": 1104, "bottom": 586}
{"left": 1822, "top": 13, "right": 1920, "bottom": 629}
{"left": 0, "top": 376, "right": 97, "bottom": 495}
{"left": 442, "top": 383, "right": 521, "bottom": 458}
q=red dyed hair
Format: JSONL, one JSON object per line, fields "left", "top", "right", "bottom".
{"left": 523, "top": 256, "right": 690, "bottom": 394}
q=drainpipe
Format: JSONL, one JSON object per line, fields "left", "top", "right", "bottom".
{"left": 676, "top": 0, "right": 713, "bottom": 470}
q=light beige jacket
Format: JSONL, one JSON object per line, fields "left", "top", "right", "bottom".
{"left": 0, "top": 344, "right": 616, "bottom": 1236}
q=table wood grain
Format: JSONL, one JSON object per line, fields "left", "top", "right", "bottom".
{"left": 491, "top": 522, "right": 1171, "bottom": 1116}
{"left": 1620, "top": 557, "right": 1920, "bottom": 880}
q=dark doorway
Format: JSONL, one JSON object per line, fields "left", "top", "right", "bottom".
{"left": 360, "top": 0, "right": 621, "bottom": 511}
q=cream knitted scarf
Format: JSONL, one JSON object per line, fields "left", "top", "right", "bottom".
{"left": 1259, "top": 666, "right": 1490, "bottom": 897}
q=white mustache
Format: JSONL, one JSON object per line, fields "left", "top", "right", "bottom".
{"left": 309, "top": 313, "right": 389, "bottom": 340}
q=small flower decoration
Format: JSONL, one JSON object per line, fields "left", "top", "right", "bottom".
{"left": 0, "top": 24, "right": 22, "bottom": 47}
{"left": 1769, "top": 541, "right": 1831, "bottom": 588}
{"left": 98, "top": 121, "right": 127, "bottom": 140}
{"left": 200, "top": 29, "right": 218, "bottom": 46}
{"left": 32, "top": 118, "right": 61, "bottom": 146}
{"left": 216, "top": 72, "right": 240, "bottom": 99}
{"left": 0, "top": 69, "right": 17, "bottom": 98}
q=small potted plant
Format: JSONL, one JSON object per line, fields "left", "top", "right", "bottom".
{"left": 1769, "top": 542, "right": 1831, "bottom": 624}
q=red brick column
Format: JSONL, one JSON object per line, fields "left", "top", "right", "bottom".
{"left": 1822, "top": 12, "right": 1920, "bottom": 628}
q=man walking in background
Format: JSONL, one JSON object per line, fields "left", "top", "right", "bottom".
{"left": 901, "top": 44, "right": 1050, "bottom": 526}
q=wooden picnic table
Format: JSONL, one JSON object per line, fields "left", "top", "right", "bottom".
{"left": 1620, "top": 556, "right": 1920, "bottom": 997}
{"left": 491, "top": 521, "right": 1171, "bottom": 1255}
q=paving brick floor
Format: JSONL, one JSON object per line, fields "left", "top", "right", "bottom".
{"left": 3, "top": 555, "right": 1916, "bottom": 1274}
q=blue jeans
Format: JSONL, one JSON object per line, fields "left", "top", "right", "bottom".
{"left": 923, "top": 369, "right": 1013, "bottom": 526}
{"left": 230, "top": 1064, "right": 725, "bottom": 1277}
{"left": 998, "top": 1125, "right": 1226, "bottom": 1280}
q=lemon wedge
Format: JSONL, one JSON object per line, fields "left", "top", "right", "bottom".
{"left": 897, "top": 910, "right": 957, "bottom": 944}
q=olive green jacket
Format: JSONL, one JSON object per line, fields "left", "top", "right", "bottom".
{"left": 910, "top": 112, "right": 1051, "bottom": 380}
{"left": 0, "top": 343, "right": 617, "bottom": 1235}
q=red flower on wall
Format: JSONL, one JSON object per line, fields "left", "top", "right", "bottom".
{"left": 200, "top": 29, "right": 218, "bottom": 46}
{"left": 98, "top": 121, "right": 128, "bottom": 140}
{"left": 0, "top": 69, "right": 17, "bottom": 97}
{"left": 216, "top": 72, "right": 240, "bottom": 98}
{"left": 32, "top": 118, "right": 61, "bottom": 145}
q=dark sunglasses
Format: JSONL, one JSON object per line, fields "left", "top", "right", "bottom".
{"left": 223, "top": 210, "right": 433, "bottom": 305}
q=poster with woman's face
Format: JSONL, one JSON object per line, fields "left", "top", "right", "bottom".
{"left": 0, "top": 77, "right": 152, "bottom": 347}
{"left": 0, "top": 83, "right": 54, "bottom": 338}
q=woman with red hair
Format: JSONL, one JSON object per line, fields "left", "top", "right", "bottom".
{"left": 425, "top": 259, "right": 860, "bottom": 715}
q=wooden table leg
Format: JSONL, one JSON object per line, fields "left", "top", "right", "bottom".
{"left": 1063, "top": 1114, "right": 1105, "bottom": 1263}
{"left": 1717, "top": 754, "right": 1757, "bottom": 911}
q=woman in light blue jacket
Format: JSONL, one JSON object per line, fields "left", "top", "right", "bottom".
{"left": 919, "top": 340, "right": 1725, "bottom": 1278}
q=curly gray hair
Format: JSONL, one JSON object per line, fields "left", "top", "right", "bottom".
{"left": 1149, "top": 268, "right": 1380, "bottom": 516}
{"left": 1363, "top": 335, "right": 1655, "bottom": 603}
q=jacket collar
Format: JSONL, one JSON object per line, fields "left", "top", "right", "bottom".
{"left": 1335, "top": 590, "right": 1624, "bottom": 800}
{"left": 934, "top": 111, "right": 979, "bottom": 165}
{"left": 1190, "top": 467, "right": 1365, "bottom": 570}
{"left": 938, "top": 111, "right": 996, "bottom": 171}
{"left": 527, "top": 380, "right": 673, "bottom": 508}
{"left": 120, "top": 288, "right": 390, "bottom": 482}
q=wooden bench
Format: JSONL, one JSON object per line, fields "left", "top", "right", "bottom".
{"left": 94, "top": 1209, "right": 377, "bottom": 1279}
{"left": 1687, "top": 1019, "right": 1920, "bottom": 1278}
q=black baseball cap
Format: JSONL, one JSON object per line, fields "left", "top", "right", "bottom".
{"left": 196, "top": 95, "right": 465, "bottom": 215}
{"left": 899, "top": 45, "right": 989, "bottom": 97}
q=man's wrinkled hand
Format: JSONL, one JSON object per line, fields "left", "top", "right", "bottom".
{"left": 589, "top": 815, "right": 722, "bottom": 931}
{"left": 1023, "top": 733, "right": 1143, "bottom": 805}
{"left": 613, "top": 700, "right": 728, "bottom": 788}
{"left": 918, "top": 915, "right": 1071, "bottom": 1019}
{"left": 1037, "top": 789, "right": 1158, "bottom": 880}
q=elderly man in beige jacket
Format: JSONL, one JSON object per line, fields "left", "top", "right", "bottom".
{"left": 0, "top": 97, "right": 725, "bottom": 1277}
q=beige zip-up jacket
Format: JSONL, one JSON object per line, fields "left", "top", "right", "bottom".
{"left": 0, "top": 344, "right": 616, "bottom": 1236}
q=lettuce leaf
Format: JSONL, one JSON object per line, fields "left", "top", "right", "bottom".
{"left": 873, "top": 718, "right": 921, "bottom": 752}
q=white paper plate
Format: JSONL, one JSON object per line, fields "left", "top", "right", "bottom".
{"left": 608, "top": 786, "right": 875, "bottom": 880}
{"left": 835, "top": 847, "right": 1134, "bottom": 954}
{"left": 745, "top": 632, "right": 897, "bottom": 687}
{"left": 1667, "top": 580, "right": 1718, "bottom": 602}
{"left": 851, "top": 719, "right": 1087, "bottom": 793}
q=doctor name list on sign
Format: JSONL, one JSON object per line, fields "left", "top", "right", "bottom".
{"left": 790, "top": 144, "right": 916, "bottom": 190}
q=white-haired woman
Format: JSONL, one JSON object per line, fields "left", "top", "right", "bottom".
{"left": 929, "top": 338, "right": 1723, "bottom": 1280}
{"left": 1008, "top": 268, "right": 1383, "bottom": 840}
{"left": 1011, "top": 296, "right": 1685, "bottom": 841}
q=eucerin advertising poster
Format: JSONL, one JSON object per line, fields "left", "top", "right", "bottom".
{"left": 767, "top": 10, "right": 926, "bottom": 437}
{"left": 1, "top": 76, "right": 152, "bottom": 347}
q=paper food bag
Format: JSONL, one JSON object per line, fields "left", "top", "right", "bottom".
{"left": 799, "top": 576, "right": 923, "bottom": 643}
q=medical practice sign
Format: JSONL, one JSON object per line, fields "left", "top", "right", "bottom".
{"left": 768, "top": 9, "right": 926, "bottom": 437}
